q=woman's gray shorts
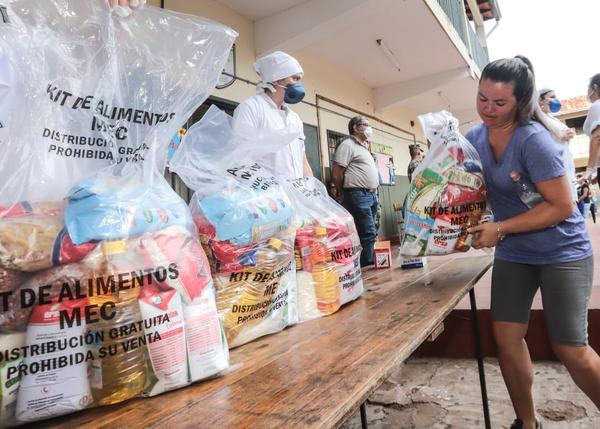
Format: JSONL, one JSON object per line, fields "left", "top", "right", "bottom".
{"left": 491, "top": 256, "right": 594, "bottom": 346}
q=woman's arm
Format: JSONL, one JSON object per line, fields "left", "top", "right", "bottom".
{"left": 469, "top": 175, "right": 573, "bottom": 248}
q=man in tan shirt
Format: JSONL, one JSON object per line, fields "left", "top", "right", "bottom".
{"left": 332, "top": 116, "right": 379, "bottom": 267}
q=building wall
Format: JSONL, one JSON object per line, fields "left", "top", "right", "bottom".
{"left": 151, "top": 0, "right": 428, "bottom": 239}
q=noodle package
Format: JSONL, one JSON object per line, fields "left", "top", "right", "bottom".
{"left": 401, "top": 111, "right": 488, "bottom": 256}
{"left": 171, "top": 105, "right": 299, "bottom": 348}
{"left": 0, "top": 1, "right": 236, "bottom": 425}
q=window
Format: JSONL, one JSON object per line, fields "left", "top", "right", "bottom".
{"left": 327, "top": 130, "right": 348, "bottom": 170}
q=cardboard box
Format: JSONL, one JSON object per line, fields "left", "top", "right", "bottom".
{"left": 374, "top": 240, "right": 392, "bottom": 269}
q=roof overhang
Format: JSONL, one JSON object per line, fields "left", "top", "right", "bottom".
{"left": 217, "top": 0, "right": 483, "bottom": 125}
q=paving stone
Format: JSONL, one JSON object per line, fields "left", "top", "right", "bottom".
{"left": 537, "top": 399, "right": 587, "bottom": 422}
{"left": 369, "top": 383, "right": 412, "bottom": 407}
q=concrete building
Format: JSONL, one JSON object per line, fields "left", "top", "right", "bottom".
{"left": 555, "top": 95, "right": 592, "bottom": 171}
{"left": 155, "top": 0, "right": 501, "bottom": 240}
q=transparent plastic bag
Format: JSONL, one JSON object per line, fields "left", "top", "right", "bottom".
{"left": 171, "top": 105, "right": 299, "bottom": 348}
{"left": 0, "top": 1, "right": 235, "bottom": 425}
{"left": 283, "top": 177, "right": 363, "bottom": 323}
{"left": 0, "top": 0, "right": 237, "bottom": 204}
{"left": 401, "top": 111, "right": 488, "bottom": 256}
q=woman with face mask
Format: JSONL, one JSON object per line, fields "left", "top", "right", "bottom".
{"left": 466, "top": 56, "right": 599, "bottom": 429}
{"left": 537, "top": 88, "right": 577, "bottom": 201}
{"left": 584, "top": 74, "right": 600, "bottom": 181}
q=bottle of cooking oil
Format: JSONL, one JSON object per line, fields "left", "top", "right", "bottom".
{"left": 89, "top": 239, "right": 147, "bottom": 406}
{"left": 310, "top": 227, "right": 340, "bottom": 315}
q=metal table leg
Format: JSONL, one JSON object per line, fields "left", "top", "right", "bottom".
{"left": 360, "top": 402, "right": 368, "bottom": 429}
{"left": 469, "top": 287, "right": 491, "bottom": 429}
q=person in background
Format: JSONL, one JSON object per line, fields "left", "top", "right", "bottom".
{"left": 407, "top": 144, "right": 423, "bottom": 183}
{"left": 584, "top": 74, "right": 600, "bottom": 181}
{"left": 538, "top": 88, "right": 577, "bottom": 202}
{"left": 387, "top": 157, "right": 396, "bottom": 185}
{"left": 590, "top": 187, "right": 597, "bottom": 223}
{"left": 467, "top": 55, "right": 599, "bottom": 429}
{"left": 328, "top": 180, "right": 339, "bottom": 202}
{"left": 577, "top": 178, "right": 591, "bottom": 216}
{"left": 233, "top": 51, "right": 312, "bottom": 180}
{"left": 332, "top": 116, "right": 379, "bottom": 267}
{"left": 403, "top": 144, "right": 424, "bottom": 220}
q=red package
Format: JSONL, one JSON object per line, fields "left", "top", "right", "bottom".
{"left": 210, "top": 240, "right": 257, "bottom": 264}
{"left": 193, "top": 215, "right": 216, "bottom": 240}
{"left": 53, "top": 228, "right": 98, "bottom": 266}
{"left": 141, "top": 227, "right": 212, "bottom": 303}
{"left": 441, "top": 184, "right": 485, "bottom": 208}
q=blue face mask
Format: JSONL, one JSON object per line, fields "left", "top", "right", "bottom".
{"left": 283, "top": 82, "right": 305, "bottom": 104}
{"left": 548, "top": 98, "right": 561, "bottom": 113}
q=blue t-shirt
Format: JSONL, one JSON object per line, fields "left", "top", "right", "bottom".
{"left": 465, "top": 121, "right": 592, "bottom": 264}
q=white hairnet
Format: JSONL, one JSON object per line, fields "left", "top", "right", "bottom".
{"left": 253, "top": 51, "right": 303, "bottom": 93}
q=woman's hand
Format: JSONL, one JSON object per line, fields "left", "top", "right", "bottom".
{"left": 561, "top": 128, "right": 575, "bottom": 142}
{"left": 468, "top": 222, "right": 502, "bottom": 249}
{"left": 108, "top": 0, "right": 146, "bottom": 17}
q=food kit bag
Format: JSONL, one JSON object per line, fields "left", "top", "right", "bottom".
{"left": 401, "top": 111, "right": 487, "bottom": 256}
{"left": 0, "top": 0, "right": 236, "bottom": 425}
{"left": 284, "top": 177, "right": 363, "bottom": 322}
{"left": 171, "top": 105, "right": 299, "bottom": 348}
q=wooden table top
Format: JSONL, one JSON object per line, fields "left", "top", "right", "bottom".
{"left": 34, "top": 254, "right": 492, "bottom": 429}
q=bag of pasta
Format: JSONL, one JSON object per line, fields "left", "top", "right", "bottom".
{"left": 283, "top": 177, "right": 363, "bottom": 323}
{"left": 401, "top": 111, "right": 488, "bottom": 256}
{"left": 171, "top": 105, "right": 299, "bottom": 348}
{"left": 0, "top": 0, "right": 236, "bottom": 425}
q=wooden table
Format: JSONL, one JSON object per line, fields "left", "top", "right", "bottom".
{"left": 34, "top": 254, "right": 492, "bottom": 429}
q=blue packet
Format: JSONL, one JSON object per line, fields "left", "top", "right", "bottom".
{"left": 65, "top": 177, "right": 192, "bottom": 244}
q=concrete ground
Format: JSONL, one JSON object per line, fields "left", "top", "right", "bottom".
{"left": 342, "top": 358, "right": 600, "bottom": 429}
{"left": 342, "top": 219, "right": 600, "bottom": 428}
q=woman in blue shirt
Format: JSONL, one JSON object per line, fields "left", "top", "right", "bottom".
{"left": 467, "top": 56, "right": 599, "bottom": 429}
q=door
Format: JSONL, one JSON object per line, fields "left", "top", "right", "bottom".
{"left": 304, "top": 123, "right": 322, "bottom": 181}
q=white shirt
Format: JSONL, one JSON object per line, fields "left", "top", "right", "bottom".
{"left": 547, "top": 115, "right": 577, "bottom": 201}
{"left": 583, "top": 100, "right": 600, "bottom": 168}
{"left": 233, "top": 93, "right": 305, "bottom": 180}
{"left": 584, "top": 100, "right": 600, "bottom": 138}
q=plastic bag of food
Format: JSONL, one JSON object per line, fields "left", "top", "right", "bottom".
{"left": 0, "top": 0, "right": 237, "bottom": 205}
{"left": 401, "top": 111, "right": 487, "bottom": 256}
{"left": 284, "top": 177, "right": 363, "bottom": 322}
{"left": 171, "top": 105, "right": 299, "bottom": 348}
{"left": 0, "top": 0, "right": 236, "bottom": 424}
